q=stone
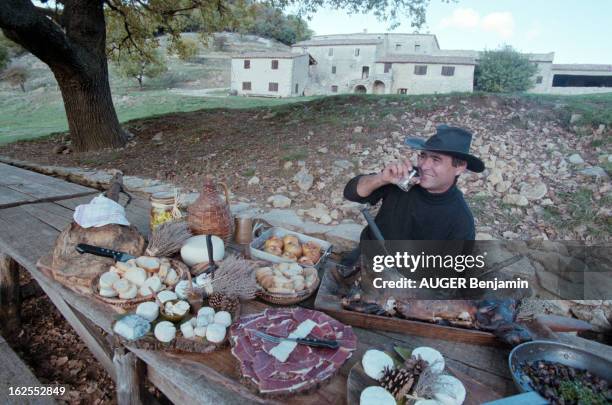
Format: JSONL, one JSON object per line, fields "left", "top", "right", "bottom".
{"left": 487, "top": 169, "right": 503, "bottom": 185}
{"left": 580, "top": 166, "right": 609, "bottom": 178}
{"left": 293, "top": 168, "right": 313, "bottom": 192}
{"left": 424, "top": 120, "right": 433, "bottom": 131}
{"left": 152, "top": 132, "right": 163, "bottom": 143}
{"left": 333, "top": 160, "right": 353, "bottom": 170}
{"left": 568, "top": 153, "right": 584, "bottom": 164}
{"left": 495, "top": 181, "right": 511, "bottom": 193}
{"left": 305, "top": 207, "right": 330, "bottom": 220}
{"left": 502, "top": 231, "right": 520, "bottom": 239}
{"left": 503, "top": 194, "right": 529, "bottom": 207}
{"left": 247, "top": 176, "right": 260, "bottom": 186}
{"left": 267, "top": 195, "right": 291, "bottom": 208}
{"left": 476, "top": 232, "right": 494, "bottom": 240}
{"left": 61, "top": 148, "right": 72, "bottom": 154}
{"left": 595, "top": 124, "right": 605, "bottom": 135}
{"left": 318, "top": 214, "right": 332, "bottom": 225}
{"left": 569, "top": 113, "right": 582, "bottom": 124}
{"left": 325, "top": 222, "right": 362, "bottom": 253}
{"left": 283, "top": 161, "right": 293, "bottom": 170}
{"left": 519, "top": 182, "right": 548, "bottom": 200}
{"left": 353, "top": 126, "right": 363, "bottom": 133}
{"left": 53, "top": 144, "right": 67, "bottom": 154}
{"left": 257, "top": 209, "right": 304, "bottom": 230}
{"left": 384, "top": 113, "right": 397, "bottom": 122}
{"left": 318, "top": 147, "right": 328, "bottom": 153}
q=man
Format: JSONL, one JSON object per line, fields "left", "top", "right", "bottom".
{"left": 343, "top": 125, "right": 484, "bottom": 245}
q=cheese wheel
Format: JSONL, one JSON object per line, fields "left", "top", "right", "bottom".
{"left": 180, "top": 321, "right": 195, "bottom": 339}
{"left": 136, "top": 301, "right": 159, "bottom": 322}
{"left": 412, "top": 347, "right": 445, "bottom": 373}
{"left": 196, "top": 316, "right": 210, "bottom": 327}
{"left": 100, "top": 272, "right": 120, "bottom": 289}
{"left": 115, "top": 261, "right": 134, "bottom": 274}
{"left": 143, "top": 275, "right": 163, "bottom": 292}
{"left": 119, "top": 284, "right": 138, "bottom": 299}
{"left": 139, "top": 285, "right": 153, "bottom": 297}
{"left": 174, "top": 280, "right": 191, "bottom": 299}
{"left": 194, "top": 326, "right": 207, "bottom": 337}
{"left": 157, "top": 290, "right": 177, "bottom": 304}
{"left": 432, "top": 375, "right": 466, "bottom": 405}
{"left": 360, "top": 386, "right": 396, "bottom": 405}
{"left": 213, "top": 311, "right": 232, "bottom": 328}
{"left": 180, "top": 235, "right": 225, "bottom": 267}
{"left": 206, "top": 323, "right": 226, "bottom": 343}
{"left": 112, "top": 278, "right": 130, "bottom": 294}
{"left": 136, "top": 256, "right": 160, "bottom": 272}
{"left": 113, "top": 315, "right": 150, "bottom": 341}
{"left": 172, "top": 300, "right": 190, "bottom": 316}
{"left": 124, "top": 267, "right": 147, "bottom": 287}
{"left": 362, "top": 350, "right": 394, "bottom": 381}
{"left": 164, "top": 269, "right": 179, "bottom": 286}
{"left": 154, "top": 321, "right": 176, "bottom": 343}
{"left": 197, "top": 306, "right": 215, "bottom": 319}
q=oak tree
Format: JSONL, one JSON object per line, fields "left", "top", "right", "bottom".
{"left": 0, "top": 0, "right": 435, "bottom": 151}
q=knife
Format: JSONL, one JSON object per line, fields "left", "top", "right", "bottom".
{"left": 75, "top": 243, "right": 136, "bottom": 262}
{"left": 252, "top": 330, "right": 340, "bottom": 349}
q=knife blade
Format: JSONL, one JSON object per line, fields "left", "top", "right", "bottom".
{"left": 75, "top": 243, "right": 136, "bottom": 262}
{"left": 252, "top": 330, "right": 339, "bottom": 349}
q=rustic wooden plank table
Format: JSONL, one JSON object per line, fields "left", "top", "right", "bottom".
{"left": 0, "top": 163, "right": 96, "bottom": 208}
{"left": 1, "top": 167, "right": 610, "bottom": 404}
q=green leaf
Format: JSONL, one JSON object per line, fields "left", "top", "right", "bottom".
{"left": 394, "top": 346, "right": 412, "bottom": 361}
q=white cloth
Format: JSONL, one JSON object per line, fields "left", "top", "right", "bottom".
{"left": 73, "top": 195, "right": 130, "bottom": 228}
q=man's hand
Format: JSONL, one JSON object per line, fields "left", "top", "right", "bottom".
{"left": 380, "top": 160, "right": 414, "bottom": 184}
{"left": 355, "top": 160, "right": 416, "bottom": 198}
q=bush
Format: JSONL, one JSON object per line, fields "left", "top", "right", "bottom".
{"left": 115, "top": 49, "right": 167, "bottom": 88}
{"left": 1, "top": 66, "right": 28, "bottom": 91}
{"left": 0, "top": 44, "right": 8, "bottom": 71}
{"left": 475, "top": 46, "right": 538, "bottom": 93}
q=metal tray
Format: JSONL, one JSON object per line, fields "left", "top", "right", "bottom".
{"left": 509, "top": 340, "right": 612, "bottom": 393}
{"left": 249, "top": 226, "right": 332, "bottom": 269}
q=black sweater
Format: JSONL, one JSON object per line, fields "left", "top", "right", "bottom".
{"left": 343, "top": 174, "right": 475, "bottom": 241}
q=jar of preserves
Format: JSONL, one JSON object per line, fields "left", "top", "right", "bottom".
{"left": 150, "top": 191, "right": 180, "bottom": 230}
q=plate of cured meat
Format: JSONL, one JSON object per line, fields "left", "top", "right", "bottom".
{"left": 229, "top": 307, "right": 357, "bottom": 397}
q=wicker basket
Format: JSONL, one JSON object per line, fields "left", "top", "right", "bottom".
{"left": 187, "top": 178, "right": 234, "bottom": 243}
{"left": 257, "top": 274, "right": 320, "bottom": 305}
{"left": 91, "top": 258, "right": 189, "bottom": 311}
{"left": 111, "top": 296, "right": 240, "bottom": 353}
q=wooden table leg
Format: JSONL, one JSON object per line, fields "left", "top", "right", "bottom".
{"left": 0, "top": 254, "right": 21, "bottom": 335}
{"left": 113, "top": 347, "right": 146, "bottom": 405}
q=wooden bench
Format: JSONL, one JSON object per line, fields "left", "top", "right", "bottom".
{"left": 0, "top": 335, "right": 56, "bottom": 405}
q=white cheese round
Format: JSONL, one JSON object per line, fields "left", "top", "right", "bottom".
{"left": 100, "top": 272, "right": 120, "bottom": 289}
{"left": 136, "top": 301, "right": 159, "bottom": 322}
{"left": 180, "top": 235, "right": 225, "bottom": 267}
{"left": 180, "top": 321, "right": 195, "bottom": 339}
{"left": 157, "top": 290, "right": 177, "bottom": 304}
{"left": 412, "top": 347, "right": 445, "bottom": 373}
{"left": 194, "top": 326, "right": 208, "bottom": 337}
{"left": 432, "top": 375, "right": 466, "bottom": 405}
{"left": 154, "top": 321, "right": 176, "bottom": 343}
{"left": 360, "top": 386, "right": 396, "bottom": 405}
{"left": 362, "top": 350, "right": 395, "bottom": 381}
{"left": 213, "top": 311, "right": 232, "bottom": 327}
{"left": 205, "top": 323, "right": 226, "bottom": 343}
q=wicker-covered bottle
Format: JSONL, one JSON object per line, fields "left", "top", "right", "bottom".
{"left": 187, "top": 178, "right": 233, "bottom": 242}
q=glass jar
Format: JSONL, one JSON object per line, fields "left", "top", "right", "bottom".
{"left": 150, "top": 191, "right": 177, "bottom": 230}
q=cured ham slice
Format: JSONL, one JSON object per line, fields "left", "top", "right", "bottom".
{"left": 230, "top": 307, "right": 357, "bottom": 396}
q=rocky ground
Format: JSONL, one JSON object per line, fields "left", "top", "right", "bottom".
{"left": 2, "top": 93, "right": 610, "bottom": 242}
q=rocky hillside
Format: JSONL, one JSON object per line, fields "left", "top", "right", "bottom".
{"left": 1, "top": 93, "right": 610, "bottom": 242}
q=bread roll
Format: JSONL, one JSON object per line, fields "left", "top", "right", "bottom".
{"left": 259, "top": 274, "right": 275, "bottom": 290}
{"left": 119, "top": 284, "right": 138, "bottom": 299}
{"left": 124, "top": 267, "right": 147, "bottom": 287}
{"left": 136, "top": 256, "right": 160, "bottom": 272}
{"left": 113, "top": 278, "right": 130, "bottom": 294}
{"left": 282, "top": 235, "right": 299, "bottom": 247}
{"left": 99, "top": 287, "right": 118, "bottom": 297}
{"left": 264, "top": 245, "right": 282, "bottom": 256}
{"left": 100, "top": 271, "right": 120, "bottom": 289}
{"left": 115, "top": 261, "right": 134, "bottom": 275}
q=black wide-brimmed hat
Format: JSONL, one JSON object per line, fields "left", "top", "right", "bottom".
{"left": 404, "top": 125, "right": 485, "bottom": 173}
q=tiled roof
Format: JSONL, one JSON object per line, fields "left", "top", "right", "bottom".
{"left": 552, "top": 64, "right": 612, "bottom": 72}
{"left": 232, "top": 52, "right": 307, "bottom": 59}
{"left": 292, "top": 38, "right": 383, "bottom": 47}
{"left": 376, "top": 54, "right": 476, "bottom": 65}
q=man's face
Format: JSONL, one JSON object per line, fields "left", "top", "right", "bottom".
{"left": 416, "top": 151, "right": 467, "bottom": 193}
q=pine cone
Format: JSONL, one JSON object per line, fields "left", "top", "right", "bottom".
{"left": 208, "top": 292, "right": 238, "bottom": 313}
{"left": 404, "top": 356, "right": 429, "bottom": 375}
{"left": 379, "top": 366, "right": 415, "bottom": 401}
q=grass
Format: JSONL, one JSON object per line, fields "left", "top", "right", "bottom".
{"left": 520, "top": 92, "right": 612, "bottom": 128}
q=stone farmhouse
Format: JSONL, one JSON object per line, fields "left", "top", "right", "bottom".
{"left": 230, "top": 33, "right": 612, "bottom": 97}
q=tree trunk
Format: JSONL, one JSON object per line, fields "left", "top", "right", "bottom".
{"left": 54, "top": 63, "right": 127, "bottom": 152}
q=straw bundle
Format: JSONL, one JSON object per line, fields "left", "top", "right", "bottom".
{"left": 192, "top": 255, "right": 260, "bottom": 300}
{"left": 145, "top": 220, "right": 192, "bottom": 257}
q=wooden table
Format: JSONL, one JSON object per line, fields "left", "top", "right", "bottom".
{"left": 1, "top": 166, "right": 609, "bottom": 404}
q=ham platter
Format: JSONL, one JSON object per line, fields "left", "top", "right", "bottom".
{"left": 229, "top": 307, "right": 357, "bottom": 397}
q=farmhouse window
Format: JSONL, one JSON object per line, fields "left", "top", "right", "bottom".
{"left": 328, "top": 48, "right": 333, "bottom": 56}
{"left": 384, "top": 63, "right": 392, "bottom": 73}
{"left": 441, "top": 66, "right": 455, "bottom": 76}
{"left": 244, "top": 60, "right": 250, "bottom": 69}
{"left": 415, "top": 44, "right": 420, "bottom": 52}
{"left": 269, "top": 82, "right": 279, "bottom": 92}
{"left": 332, "top": 66, "right": 336, "bottom": 74}
{"left": 536, "top": 76, "right": 543, "bottom": 84}
{"left": 295, "top": 83, "right": 299, "bottom": 93}
{"left": 414, "top": 65, "right": 427, "bottom": 75}
{"left": 271, "top": 60, "right": 279, "bottom": 69}
{"left": 395, "top": 43, "right": 402, "bottom": 50}
{"left": 398, "top": 88, "right": 407, "bottom": 94}
{"left": 362, "top": 66, "right": 369, "bottom": 79}
{"left": 242, "top": 82, "right": 251, "bottom": 90}
{"left": 355, "top": 48, "right": 360, "bottom": 56}
{"left": 331, "top": 85, "right": 338, "bottom": 93}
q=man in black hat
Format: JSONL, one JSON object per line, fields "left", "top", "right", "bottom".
{"left": 343, "top": 125, "right": 484, "bottom": 243}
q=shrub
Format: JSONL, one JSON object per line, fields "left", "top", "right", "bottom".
{"left": 475, "top": 46, "right": 538, "bottom": 92}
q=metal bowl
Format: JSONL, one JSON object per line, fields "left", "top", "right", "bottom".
{"left": 509, "top": 340, "right": 612, "bottom": 393}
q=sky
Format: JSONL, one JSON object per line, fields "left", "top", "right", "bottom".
{"left": 292, "top": 0, "right": 611, "bottom": 64}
